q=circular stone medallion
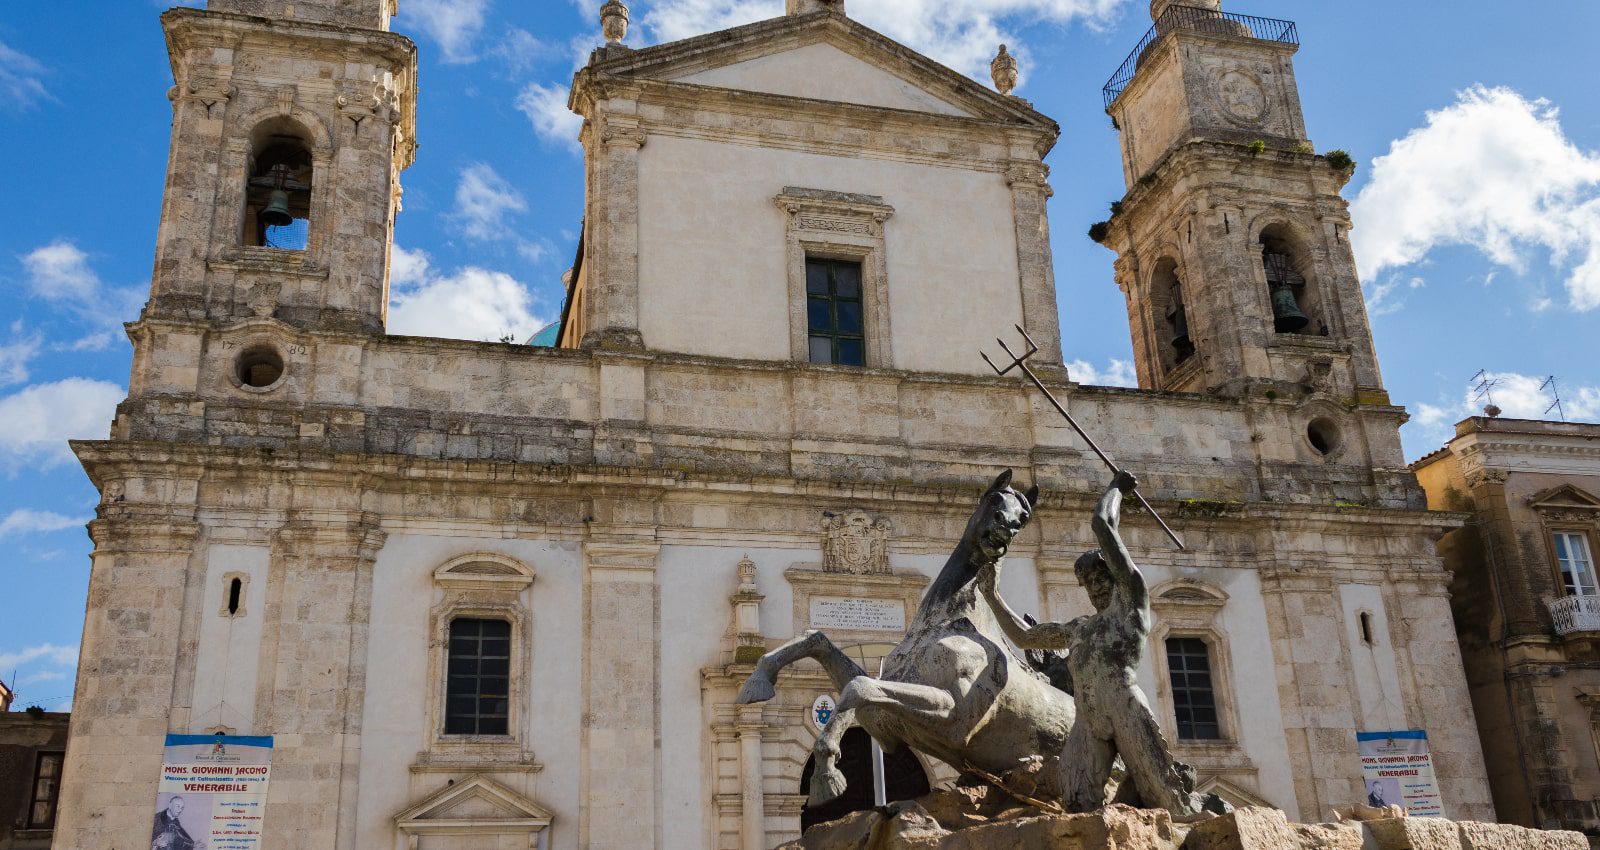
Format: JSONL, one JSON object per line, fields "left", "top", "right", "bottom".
{"left": 1215, "top": 69, "right": 1268, "bottom": 125}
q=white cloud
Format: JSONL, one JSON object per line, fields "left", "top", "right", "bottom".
{"left": 18, "top": 240, "right": 144, "bottom": 331}
{"left": 391, "top": 244, "right": 433, "bottom": 288}
{"left": 453, "top": 163, "right": 528, "bottom": 241}
{"left": 388, "top": 247, "right": 549, "bottom": 342}
{"left": 21, "top": 241, "right": 99, "bottom": 301}
{"left": 22, "top": 670, "right": 64, "bottom": 684}
{"left": 516, "top": 83, "right": 583, "bottom": 153}
{"left": 1351, "top": 86, "right": 1600, "bottom": 312}
{"left": 0, "top": 643, "right": 78, "bottom": 673}
{"left": 399, "top": 0, "right": 491, "bottom": 63}
{"left": 0, "top": 39, "right": 49, "bottom": 110}
{"left": 0, "top": 509, "right": 87, "bottom": 538}
{"left": 640, "top": 0, "right": 1127, "bottom": 81}
{"left": 1067, "top": 358, "right": 1137, "bottom": 388}
{"left": 1411, "top": 402, "right": 1453, "bottom": 429}
{"left": 491, "top": 28, "right": 560, "bottom": 74}
{"left": 0, "top": 333, "right": 41, "bottom": 386}
{"left": 0, "top": 378, "right": 125, "bottom": 471}
{"left": 1466, "top": 371, "right": 1600, "bottom": 422}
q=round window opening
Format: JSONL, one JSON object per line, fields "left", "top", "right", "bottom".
{"left": 236, "top": 346, "right": 285, "bottom": 389}
{"left": 1307, "top": 417, "right": 1341, "bottom": 456}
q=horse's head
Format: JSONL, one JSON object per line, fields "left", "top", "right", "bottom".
{"left": 967, "top": 469, "right": 1039, "bottom": 564}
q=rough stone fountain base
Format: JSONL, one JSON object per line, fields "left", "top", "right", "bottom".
{"left": 780, "top": 774, "right": 1586, "bottom": 850}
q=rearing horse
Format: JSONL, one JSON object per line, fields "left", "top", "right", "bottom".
{"left": 737, "top": 470, "right": 1076, "bottom": 806}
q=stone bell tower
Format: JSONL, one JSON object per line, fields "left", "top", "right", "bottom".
{"left": 1098, "top": 1, "right": 1385, "bottom": 406}
{"left": 147, "top": 0, "right": 415, "bottom": 335}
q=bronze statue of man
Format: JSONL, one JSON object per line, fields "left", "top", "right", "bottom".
{"left": 980, "top": 471, "right": 1212, "bottom": 817}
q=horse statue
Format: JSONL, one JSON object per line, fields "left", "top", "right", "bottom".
{"left": 736, "top": 469, "right": 1076, "bottom": 805}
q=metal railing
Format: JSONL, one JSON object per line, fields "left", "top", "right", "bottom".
{"left": 1103, "top": 6, "right": 1299, "bottom": 109}
{"left": 1548, "top": 594, "right": 1600, "bottom": 635}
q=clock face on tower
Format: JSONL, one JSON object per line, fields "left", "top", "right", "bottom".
{"left": 1214, "top": 69, "right": 1269, "bottom": 126}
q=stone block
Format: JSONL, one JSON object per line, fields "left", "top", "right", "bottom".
{"left": 1362, "top": 817, "right": 1462, "bottom": 850}
{"left": 1182, "top": 807, "right": 1299, "bottom": 850}
{"left": 1292, "top": 822, "right": 1365, "bottom": 850}
{"left": 941, "top": 806, "right": 1174, "bottom": 850}
{"left": 1457, "top": 821, "right": 1588, "bottom": 850}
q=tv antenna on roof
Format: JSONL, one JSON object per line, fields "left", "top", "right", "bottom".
{"left": 1542, "top": 375, "right": 1566, "bottom": 422}
{"left": 1471, "top": 369, "right": 1501, "bottom": 417}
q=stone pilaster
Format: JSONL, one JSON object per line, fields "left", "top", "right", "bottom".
{"left": 253, "top": 514, "right": 386, "bottom": 849}
{"left": 581, "top": 517, "right": 661, "bottom": 849}
{"left": 52, "top": 515, "right": 202, "bottom": 850}
{"left": 582, "top": 108, "right": 648, "bottom": 351}
{"left": 1006, "top": 160, "right": 1065, "bottom": 374}
{"left": 737, "top": 705, "right": 768, "bottom": 850}
{"left": 1258, "top": 567, "right": 1356, "bottom": 823}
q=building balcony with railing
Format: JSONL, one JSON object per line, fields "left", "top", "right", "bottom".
{"left": 1548, "top": 594, "right": 1600, "bottom": 636}
{"left": 1103, "top": 4, "right": 1299, "bottom": 108}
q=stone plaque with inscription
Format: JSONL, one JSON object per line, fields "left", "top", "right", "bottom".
{"left": 809, "top": 596, "right": 905, "bottom": 632}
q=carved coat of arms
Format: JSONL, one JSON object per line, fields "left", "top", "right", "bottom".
{"left": 821, "top": 510, "right": 891, "bottom": 575}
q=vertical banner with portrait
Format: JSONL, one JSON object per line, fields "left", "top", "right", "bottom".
{"left": 151, "top": 734, "right": 273, "bottom": 850}
{"left": 1357, "top": 730, "right": 1444, "bottom": 818}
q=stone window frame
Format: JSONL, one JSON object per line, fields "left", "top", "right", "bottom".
{"left": 423, "top": 552, "right": 536, "bottom": 760}
{"left": 774, "top": 188, "right": 895, "bottom": 369}
{"left": 1149, "top": 580, "right": 1244, "bottom": 751}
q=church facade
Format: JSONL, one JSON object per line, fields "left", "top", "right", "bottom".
{"left": 54, "top": 0, "right": 1492, "bottom": 848}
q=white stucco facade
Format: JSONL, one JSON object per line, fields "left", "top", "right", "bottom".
{"left": 49, "top": 2, "right": 1494, "bottom": 850}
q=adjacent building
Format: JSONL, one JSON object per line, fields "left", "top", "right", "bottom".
{"left": 1415, "top": 415, "right": 1600, "bottom": 837}
{"left": 51, "top": 0, "right": 1493, "bottom": 848}
{"left": 0, "top": 684, "right": 69, "bottom": 850}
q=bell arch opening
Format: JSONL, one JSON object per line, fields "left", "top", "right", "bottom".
{"left": 799, "top": 727, "right": 931, "bottom": 832}
{"left": 243, "top": 119, "right": 314, "bottom": 250}
{"left": 1149, "top": 256, "right": 1193, "bottom": 374}
{"left": 1258, "top": 225, "right": 1322, "bottom": 336}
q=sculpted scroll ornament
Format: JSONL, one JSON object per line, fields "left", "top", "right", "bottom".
{"left": 821, "top": 510, "right": 891, "bottom": 575}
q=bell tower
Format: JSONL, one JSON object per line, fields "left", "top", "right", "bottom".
{"left": 148, "top": 0, "right": 415, "bottom": 334}
{"left": 1098, "top": 1, "right": 1385, "bottom": 404}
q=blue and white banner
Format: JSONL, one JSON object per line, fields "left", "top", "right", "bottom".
{"left": 1357, "top": 730, "right": 1443, "bottom": 818}
{"left": 152, "top": 734, "right": 273, "bottom": 850}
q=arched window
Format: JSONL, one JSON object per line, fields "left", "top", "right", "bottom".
{"left": 1259, "top": 225, "right": 1322, "bottom": 336}
{"left": 1150, "top": 257, "right": 1193, "bottom": 371}
{"left": 243, "top": 121, "right": 313, "bottom": 251}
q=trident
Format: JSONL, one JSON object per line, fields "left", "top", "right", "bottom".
{"left": 982, "top": 326, "right": 1185, "bottom": 550}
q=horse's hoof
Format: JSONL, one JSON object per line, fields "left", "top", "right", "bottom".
{"left": 809, "top": 765, "right": 848, "bottom": 807}
{"left": 736, "top": 675, "right": 775, "bottom": 705}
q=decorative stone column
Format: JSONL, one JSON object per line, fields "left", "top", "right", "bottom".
{"left": 581, "top": 526, "right": 661, "bottom": 849}
{"left": 582, "top": 109, "right": 648, "bottom": 351}
{"left": 737, "top": 704, "right": 768, "bottom": 850}
{"left": 1006, "top": 160, "right": 1065, "bottom": 376}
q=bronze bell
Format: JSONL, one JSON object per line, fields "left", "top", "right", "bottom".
{"left": 1271, "top": 282, "right": 1309, "bottom": 333}
{"left": 1166, "top": 285, "right": 1193, "bottom": 360}
{"left": 260, "top": 189, "right": 294, "bottom": 228}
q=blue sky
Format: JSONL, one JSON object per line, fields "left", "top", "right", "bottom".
{"left": 3, "top": 0, "right": 1599, "bottom": 706}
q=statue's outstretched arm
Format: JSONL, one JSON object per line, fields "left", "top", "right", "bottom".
{"left": 1094, "top": 471, "right": 1148, "bottom": 610}
{"left": 980, "top": 570, "right": 1070, "bottom": 650}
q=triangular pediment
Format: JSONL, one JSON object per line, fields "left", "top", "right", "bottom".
{"left": 1197, "top": 776, "right": 1274, "bottom": 810}
{"left": 1528, "top": 484, "right": 1600, "bottom": 511}
{"left": 395, "top": 775, "right": 552, "bottom": 834}
{"left": 671, "top": 41, "right": 974, "bottom": 116}
{"left": 587, "top": 13, "right": 1055, "bottom": 130}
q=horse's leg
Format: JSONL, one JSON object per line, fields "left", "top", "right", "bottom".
{"left": 736, "top": 631, "right": 867, "bottom": 704}
{"left": 837, "top": 678, "right": 957, "bottom": 724}
{"left": 807, "top": 704, "right": 858, "bottom": 807}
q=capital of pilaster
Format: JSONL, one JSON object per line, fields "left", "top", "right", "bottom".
{"left": 1005, "top": 162, "right": 1053, "bottom": 195}
{"left": 601, "top": 123, "right": 647, "bottom": 149}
